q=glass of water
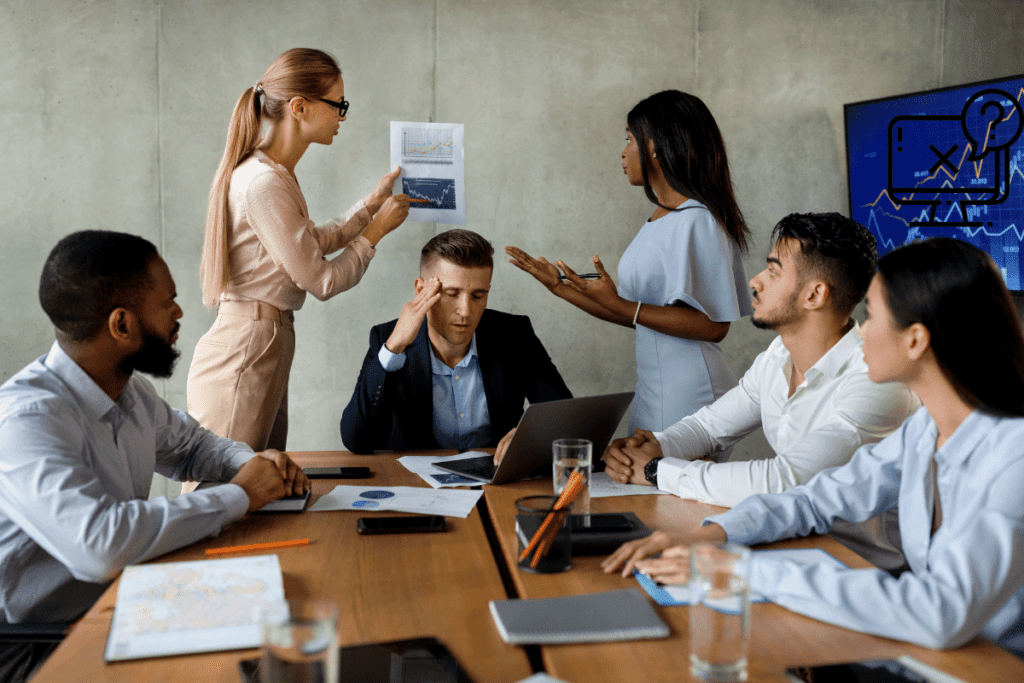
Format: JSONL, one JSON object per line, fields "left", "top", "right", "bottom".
{"left": 689, "top": 543, "right": 751, "bottom": 682}
{"left": 261, "top": 598, "right": 339, "bottom": 683}
{"left": 552, "top": 438, "right": 592, "bottom": 520}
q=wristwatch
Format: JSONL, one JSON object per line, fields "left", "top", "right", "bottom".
{"left": 643, "top": 457, "right": 663, "bottom": 487}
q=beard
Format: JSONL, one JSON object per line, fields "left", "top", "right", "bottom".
{"left": 750, "top": 292, "right": 801, "bottom": 331}
{"left": 122, "top": 324, "right": 180, "bottom": 379}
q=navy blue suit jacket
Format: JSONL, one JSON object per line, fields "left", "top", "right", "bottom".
{"left": 340, "top": 309, "right": 572, "bottom": 454}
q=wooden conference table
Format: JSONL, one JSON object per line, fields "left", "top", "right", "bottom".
{"left": 31, "top": 452, "right": 1024, "bottom": 683}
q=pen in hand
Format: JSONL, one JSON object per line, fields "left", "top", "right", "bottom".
{"left": 558, "top": 273, "right": 601, "bottom": 281}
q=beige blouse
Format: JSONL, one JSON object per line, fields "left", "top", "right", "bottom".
{"left": 221, "top": 150, "right": 375, "bottom": 312}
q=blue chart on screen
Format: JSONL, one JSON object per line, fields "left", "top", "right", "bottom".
{"left": 845, "top": 74, "right": 1024, "bottom": 289}
{"left": 403, "top": 178, "right": 457, "bottom": 210}
{"left": 359, "top": 490, "right": 396, "bottom": 500}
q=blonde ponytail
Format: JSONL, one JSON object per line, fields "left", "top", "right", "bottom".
{"left": 200, "top": 48, "right": 341, "bottom": 308}
{"left": 200, "top": 86, "right": 262, "bottom": 307}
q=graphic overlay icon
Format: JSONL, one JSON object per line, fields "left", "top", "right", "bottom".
{"left": 887, "top": 89, "right": 1023, "bottom": 227}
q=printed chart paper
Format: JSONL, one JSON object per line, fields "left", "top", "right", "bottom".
{"left": 308, "top": 485, "right": 482, "bottom": 518}
{"left": 104, "top": 555, "right": 284, "bottom": 661}
{"left": 390, "top": 121, "right": 466, "bottom": 224}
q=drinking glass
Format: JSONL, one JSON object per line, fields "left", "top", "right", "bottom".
{"left": 514, "top": 495, "right": 573, "bottom": 573}
{"left": 689, "top": 543, "right": 751, "bottom": 682}
{"left": 261, "top": 598, "right": 339, "bottom": 683}
{"left": 552, "top": 438, "right": 592, "bottom": 520}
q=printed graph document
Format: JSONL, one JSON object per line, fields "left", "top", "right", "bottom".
{"left": 634, "top": 547, "right": 847, "bottom": 607}
{"left": 308, "top": 485, "right": 482, "bottom": 518}
{"left": 104, "top": 554, "right": 284, "bottom": 661}
{"left": 589, "top": 471, "right": 672, "bottom": 498}
{"left": 390, "top": 121, "right": 466, "bottom": 224}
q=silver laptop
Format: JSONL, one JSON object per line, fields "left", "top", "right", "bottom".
{"left": 434, "top": 391, "right": 634, "bottom": 485}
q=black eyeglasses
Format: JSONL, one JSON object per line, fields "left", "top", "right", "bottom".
{"left": 319, "top": 96, "right": 349, "bottom": 117}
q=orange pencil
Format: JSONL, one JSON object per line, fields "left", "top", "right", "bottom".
{"left": 206, "top": 538, "right": 310, "bottom": 557}
{"left": 519, "top": 472, "right": 583, "bottom": 563}
{"left": 409, "top": 198, "right": 431, "bottom": 203}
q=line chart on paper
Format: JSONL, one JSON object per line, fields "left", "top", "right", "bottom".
{"left": 403, "top": 178, "right": 457, "bottom": 209}
{"left": 402, "top": 127, "right": 455, "bottom": 164}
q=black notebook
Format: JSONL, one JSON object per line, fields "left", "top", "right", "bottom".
{"left": 515, "top": 512, "right": 651, "bottom": 555}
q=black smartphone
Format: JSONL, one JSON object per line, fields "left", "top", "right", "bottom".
{"left": 570, "top": 513, "right": 632, "bottom": 532}
{"left": 304, "top": 466, "right": 371, "bottom": 479}
{"left": 357, "top": 515, "right": 448, "bottom": 534}
{"left": 785, "top": 659, "right": 931, "bottom": 682}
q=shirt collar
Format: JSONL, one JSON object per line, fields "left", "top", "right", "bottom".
{"left": 935, "top": 409, "right": 998, "bottom": 469}
{"left": 43, "top": 341, "right": 137, "bottom": 421}
{"left": 429, "top": 334, "right": 479, "bottom": 375}
{"left": 808, "top": 321, "right": 863, "bottom": 380}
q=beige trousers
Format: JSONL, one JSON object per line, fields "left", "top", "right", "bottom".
{"left": 184, "top": 300, "right": 295, "bottom": 492}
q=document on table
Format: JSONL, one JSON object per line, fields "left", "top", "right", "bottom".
{"left": 398, "top": 453, "right": 483, "bottom": 488}
{"left": 104, "top": 554, "right": 284, "bottom": 661}
{"left": 308, "top": 485, "right": 483, "bottom": 518}
{"left": 589, "top": 471, "right": 671, "bottom": 498}
{"left": 390, "top": 121, "right": 466, "bottom": 224}
{"left": 634, "top": 548, "right": 847, "bottom": 606}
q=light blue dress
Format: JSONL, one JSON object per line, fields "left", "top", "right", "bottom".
{"left": 617, "top": 200, "right": 753, "bottom": 432}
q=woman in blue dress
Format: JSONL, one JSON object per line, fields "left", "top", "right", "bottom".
{"left": 506, "top": 90, "right": 752, "bottom": 433}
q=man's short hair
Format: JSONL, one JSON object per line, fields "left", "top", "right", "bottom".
{"left": 39, "top": 230, "right": 159, "bottom": 342}
{"left": 770, "top": 213, "right": 877, "bottom": 316}
{"left": 420, "top": 229, "right": 494, "bottom": 272}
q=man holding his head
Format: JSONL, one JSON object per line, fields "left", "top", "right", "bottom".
{"left": 0, "top": 231, "right": 306, "bottom": 657}
{"left": 602, "top": 213, "right": 918, "bottom": 573}
{"left": 340, "top": 229, "right": 571, "bottom": 455}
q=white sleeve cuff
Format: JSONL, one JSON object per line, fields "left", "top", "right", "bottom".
{"left": 377, "top": 344, "right": 406, "bottom": 372}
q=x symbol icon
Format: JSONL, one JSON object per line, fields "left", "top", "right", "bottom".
{"left": 928, "top": 144, "right": 959, "bottom": 174}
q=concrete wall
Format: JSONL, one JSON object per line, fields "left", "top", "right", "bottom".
{"left": 2, "top": 0, "right": 1022, "bottom": 496}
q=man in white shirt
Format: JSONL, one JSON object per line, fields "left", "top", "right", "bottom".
{"left": 603, "top": 212, "right": 918, "bottom": 571}
{"left": 0, "top": 231, "right": 307, "bottom": 682}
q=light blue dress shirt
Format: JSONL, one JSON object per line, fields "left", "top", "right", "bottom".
{"left": 0, "top": 343, "right": 254, "bottom": 623}
{"left": 617, "top": 201, "right": 752, "bottom": 432}
{"left": 377, "top": 334, "right": 491, "bottom": 450}
{"left": 707, "top": 407, "right": 1024, "bottom": 657}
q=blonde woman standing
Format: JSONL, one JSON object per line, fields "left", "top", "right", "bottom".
{"left": 188, "top": 48, "right": 411, "bottom": 459}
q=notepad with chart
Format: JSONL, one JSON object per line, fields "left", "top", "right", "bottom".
{"left": 489, "top": 588, "right": 669, "bottom": 645}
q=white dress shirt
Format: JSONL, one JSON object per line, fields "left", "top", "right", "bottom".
{"left": 707, "top": 407, "right": 1024, "bottom": 657}
{"left": 653, "top": 324, "right": 918, "bottom": 570}
{"left": 0, "top": 343, "right": 255, "bottom": 623}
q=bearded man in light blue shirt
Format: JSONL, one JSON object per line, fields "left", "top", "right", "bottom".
{"left": 0, "top": 231, "right": 308, "bottom": 681}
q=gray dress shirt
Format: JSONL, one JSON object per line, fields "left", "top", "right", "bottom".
{"left": 0, "top": 343, "right": 253, "bottom": 623}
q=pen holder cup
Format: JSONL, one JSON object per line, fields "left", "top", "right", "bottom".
{"left": 515, "top": 495, "right": 573, "bottom": 574}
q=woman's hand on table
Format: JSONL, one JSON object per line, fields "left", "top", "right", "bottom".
{"left": 633, "top": 545, "right": 693, "bottom": 585}
{"left": 601, "top": 530, "right": 677, "bottom": 577}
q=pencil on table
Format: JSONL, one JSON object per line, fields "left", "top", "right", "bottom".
{"left": 206, "top": 538, "right": 310, "bottom": 557}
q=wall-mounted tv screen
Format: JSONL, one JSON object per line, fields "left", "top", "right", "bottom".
{"left": 845, "top": 74, "right": 1024, "bottom": 288}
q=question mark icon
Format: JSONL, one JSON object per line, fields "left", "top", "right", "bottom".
{"left": 962, "top": 88, "right": 1024, "bottom": 161}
